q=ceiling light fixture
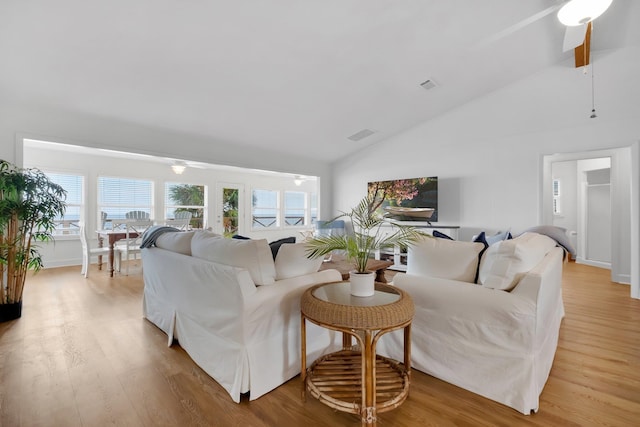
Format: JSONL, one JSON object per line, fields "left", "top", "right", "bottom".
{"left": 171, "top": 161, "right": 186, "bottom": 175}
{"left": 557, "top": 0, "right": 612, "bottom": 26}
{"left": 294, "top": 175, "right": 304, "bottom": 186}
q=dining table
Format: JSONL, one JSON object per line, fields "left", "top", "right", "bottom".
{"left": 96, "top": 228, "right": 141, "bottom": 277}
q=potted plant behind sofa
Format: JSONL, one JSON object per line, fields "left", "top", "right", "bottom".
{"left": 305, "top": 194, "right": 426, "bottom": 297}
{"left": 0, "top": 159, "right": 66, "bottom": 321}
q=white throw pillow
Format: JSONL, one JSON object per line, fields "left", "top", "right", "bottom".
{"left": 407, "top": 236, "right": 485, "bottom": 283}
{"left": 274, "top": 243, "right": 323, "bottom": 280}
{"left": 191, "top": 231, "right": 276, "bottom": 286}
{"left": 478, "top": 232, "right": 557, "bottom": 291}
{"left": 155, "top": 231, "right": 195, "bottom": 256}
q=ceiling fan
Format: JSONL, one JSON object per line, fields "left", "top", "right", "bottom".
{"left": 478, "top": 0, "right": 614, "bottom": 68}
{"left": 558, "top": 0, "right": 613, "bottom": 67}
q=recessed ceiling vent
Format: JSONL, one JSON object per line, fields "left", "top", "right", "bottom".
{"left": 420, "top": 79, "right": 438, "bottom": 90}
{"left": 347, "top": 128, "right": 376, "bottom": 142}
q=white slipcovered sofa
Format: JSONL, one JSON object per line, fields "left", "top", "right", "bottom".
{"left": 141, "top": 230, "right": 342, "bottom": 402}
{"left": 377, "top": 232, "right": 565, "bottom": 414}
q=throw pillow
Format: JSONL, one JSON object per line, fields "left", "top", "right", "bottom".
{"left": 485, "top": 230, "right": 513, "bottom": 246}
{"left": 191, "top": 231, "right": 276, "bottom": 286}
{"left": 432, "top": 230, "right": 488, "bottom": 283}
{"left": 274, "top": 243, "right": 323, "bottom": 280}
{"left": 269, "top": 236, "right": 296, "bottom": 260}
{"left": 477, "top": 232, "right": 557, "bottom": 291}
{"left": 407, "top": 236, "right": 486, "bottom": 283}
{"left": 432, "top": 230, "right": 453, "bottom": 240}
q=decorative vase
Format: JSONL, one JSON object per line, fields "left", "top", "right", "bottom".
{"left": 0, "top": 301, "right": 23, "bottom": 322}
{"left": 349, "top": 271, "right": 376, "bottom": 297}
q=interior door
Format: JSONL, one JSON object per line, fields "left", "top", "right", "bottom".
{"left": 215, "top": 183, "right": 244, "bottom": 237}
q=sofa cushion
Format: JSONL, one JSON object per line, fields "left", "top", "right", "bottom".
{"left": 274, "top": 242, "right": 323, "bottom": 280}
{"left": 485, "top": 230, "right": 513, "bottom": 246}
{"left": 191, "top": 231, "right": 276, "bottom": 286}
{"left": 407, "top": 236, "right": 486, "bottom": 283}
{"left": 478, "top": 232, "right": 557, "bottom": 291}
{"left": 269, "top": 236, "right": 296, "bottom": 260}
{"left": 155, "top": 231, "right": 195, "bottom": 255}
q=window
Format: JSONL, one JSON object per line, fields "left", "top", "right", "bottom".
{"left": 165, "top": 182, "right": 206, "bottom": 229}
{"left": 284, "top": 191, "right": 306, "bottom": 226}
{"left": 310, "top": 192, "right": 318, "bottom": 224}
{"left": 98, "top": 176, "right": 153, "bottom": 228}
{"left": 252, "top": 189, "right": 279, "bottom": 229}
{"left": 45, "top": 172, "right": 84, "bottom": 236}
{"left": 553, "top": 179, "right": 561, "bottom": 215}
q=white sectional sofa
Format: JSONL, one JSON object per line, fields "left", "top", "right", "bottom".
{"left": 141, "top": 230, "right": 342, "bottom": 402}
{"left": 377, "top": 232, "right": 565, "bottom": 414}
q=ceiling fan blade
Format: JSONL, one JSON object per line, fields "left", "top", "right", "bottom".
{"left": 573, "top": 22, "right": 592, "bottom": 67}
{"left": 476, "top": 4, "right": 562, "bottom": 48}
{"left": 562, "top": 23, "right": 588, "bottom": 52}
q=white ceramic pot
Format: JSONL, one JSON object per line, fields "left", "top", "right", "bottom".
{"left": 349, "top": 271, "right": 375, "bottom": 297}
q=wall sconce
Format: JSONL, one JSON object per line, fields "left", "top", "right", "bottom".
{"left": 171, "top": 161, "right": 187, "bottom": 175}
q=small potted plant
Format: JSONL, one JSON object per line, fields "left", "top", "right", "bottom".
{"left": 0, "top": 159, "right": 66, "bottom": 321}
{"left": 305, "top": 194, "right": 426, "bottom": 296}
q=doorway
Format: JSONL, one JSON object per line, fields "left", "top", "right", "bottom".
{"left": 542, "top": 147, "right": 637, "bottom": 295}
{"left": 215, "top": 183, "right": 244, "bottom": 237}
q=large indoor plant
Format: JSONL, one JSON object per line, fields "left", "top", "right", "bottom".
{"left": 0, "top": 159, "right": 66, "bottom": 321}
{"left": 305, "top": 194, "right": 426, "bottom": 296}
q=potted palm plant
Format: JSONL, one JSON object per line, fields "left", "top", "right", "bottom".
{"left": 0, "top": 159, "right": 66, "bottom": 321}
{"left": 305, "top": 194, "right": 427, "bottom": 296}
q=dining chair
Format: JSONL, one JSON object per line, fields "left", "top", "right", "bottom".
{"left": 79, "top": 222, "right": 111, "bottom": 278}
{"left": 164, "top": 211, "right": 192, "bottom": 230}
{"left": 113, "top": 219, "right": 152, "bottom": 275}
{"left": 125, "top": 210, "right": 150, "bottom": 220}
{"left": 314, "top": 219, "right": 346, "bottom": 262}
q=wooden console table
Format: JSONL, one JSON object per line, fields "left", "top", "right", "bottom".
{"left": 301, "top": 281, "right": 414, "bottom": 426}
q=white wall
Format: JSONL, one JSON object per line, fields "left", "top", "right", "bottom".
{"left": 0, "top": 100, "right": 335, "bottom": 218}
{"left": 332, "top": 47, "right": 640, "bottom": 291}
{"left": 551, "top": 160, "right": 578, "bottom": 247}
{"left": 22, "top": 142, "right": 320, "bottom": 268}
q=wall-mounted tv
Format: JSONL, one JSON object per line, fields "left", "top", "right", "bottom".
{"left": 367, "top": 176, "right": 438, "bottom": 223}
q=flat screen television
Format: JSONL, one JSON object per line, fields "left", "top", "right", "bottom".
{"left": 367, "top": 176, "right": 438, "bottom": 223}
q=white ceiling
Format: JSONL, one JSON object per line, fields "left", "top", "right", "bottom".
{"left": 2, "top": 1, "right": 638, "bottom": 163}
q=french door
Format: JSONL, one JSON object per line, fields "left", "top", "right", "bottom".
{"left": 215, "top": 183, "right": 244, "bottom": 237}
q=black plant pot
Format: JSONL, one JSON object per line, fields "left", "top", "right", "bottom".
{"left": 0, "top": 301, "right": 22, "bottom": 322}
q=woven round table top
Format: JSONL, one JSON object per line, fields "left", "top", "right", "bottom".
{"left": 301, "top": 281, "right": 414, "bottom": 330}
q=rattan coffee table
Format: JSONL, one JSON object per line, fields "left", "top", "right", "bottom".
{"left": 300, "top": 281, "right": 414, "bottom": 426}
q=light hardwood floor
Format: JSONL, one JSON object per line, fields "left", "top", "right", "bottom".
{"left": 1, "top": 261, "right": 639, "bottom": 426}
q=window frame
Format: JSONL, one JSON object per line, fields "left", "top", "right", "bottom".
{"left": 164, "top": 181, "right": 207, "bottom": 229}
{"left": 97, "top": 175, "right": 154, "bottom": 229}
{"left": 251, "top": 188, "right": 280, "bottom": 230}
{"left": 42, "top": 170, "right": 85, "bottom": 238}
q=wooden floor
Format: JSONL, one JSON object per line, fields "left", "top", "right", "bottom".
{"left": 1, "top": 261, "right": 639, "bottom": 426}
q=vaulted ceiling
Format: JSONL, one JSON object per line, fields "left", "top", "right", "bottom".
{"left": 1, "top": 1, "right": 638, "bottom": 162}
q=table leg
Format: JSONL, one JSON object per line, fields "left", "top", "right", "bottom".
{"left": 301, "top": 314, "right": 307, "bottom": 402}
{"left": 375, "top": 268, "right": 387, "bottom": 283}
{"left": 97, "top": 235, "right": 104, "bottom": 270}
{"left": 404, "top": 323, "right": 412, "bottom": 381}
{"left": 108, "top": 242, "right": 116, "bottom": 277}
{"left": 362, "top": 329, "right": 376, "bottom": 426}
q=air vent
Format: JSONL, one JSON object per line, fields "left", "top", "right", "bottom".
{"left": 420, "top": 79, "right": 438, "bottom": 90}
{"left": 347, "top": 129, "right": 376, "bottom": 142}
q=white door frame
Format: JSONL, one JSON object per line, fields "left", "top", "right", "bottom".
{"left": 214, "top": 182, "right": 244, "bottom": 236}
{"left": 541, "top": 143, "right": 639, "bottom": 299}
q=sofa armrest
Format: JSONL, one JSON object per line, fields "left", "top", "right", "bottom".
{"left": 510, "top": 246, "right": 564, "bottom": 346}
{"left": 142, "top": 248, "right": 248, "bottom": 338}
